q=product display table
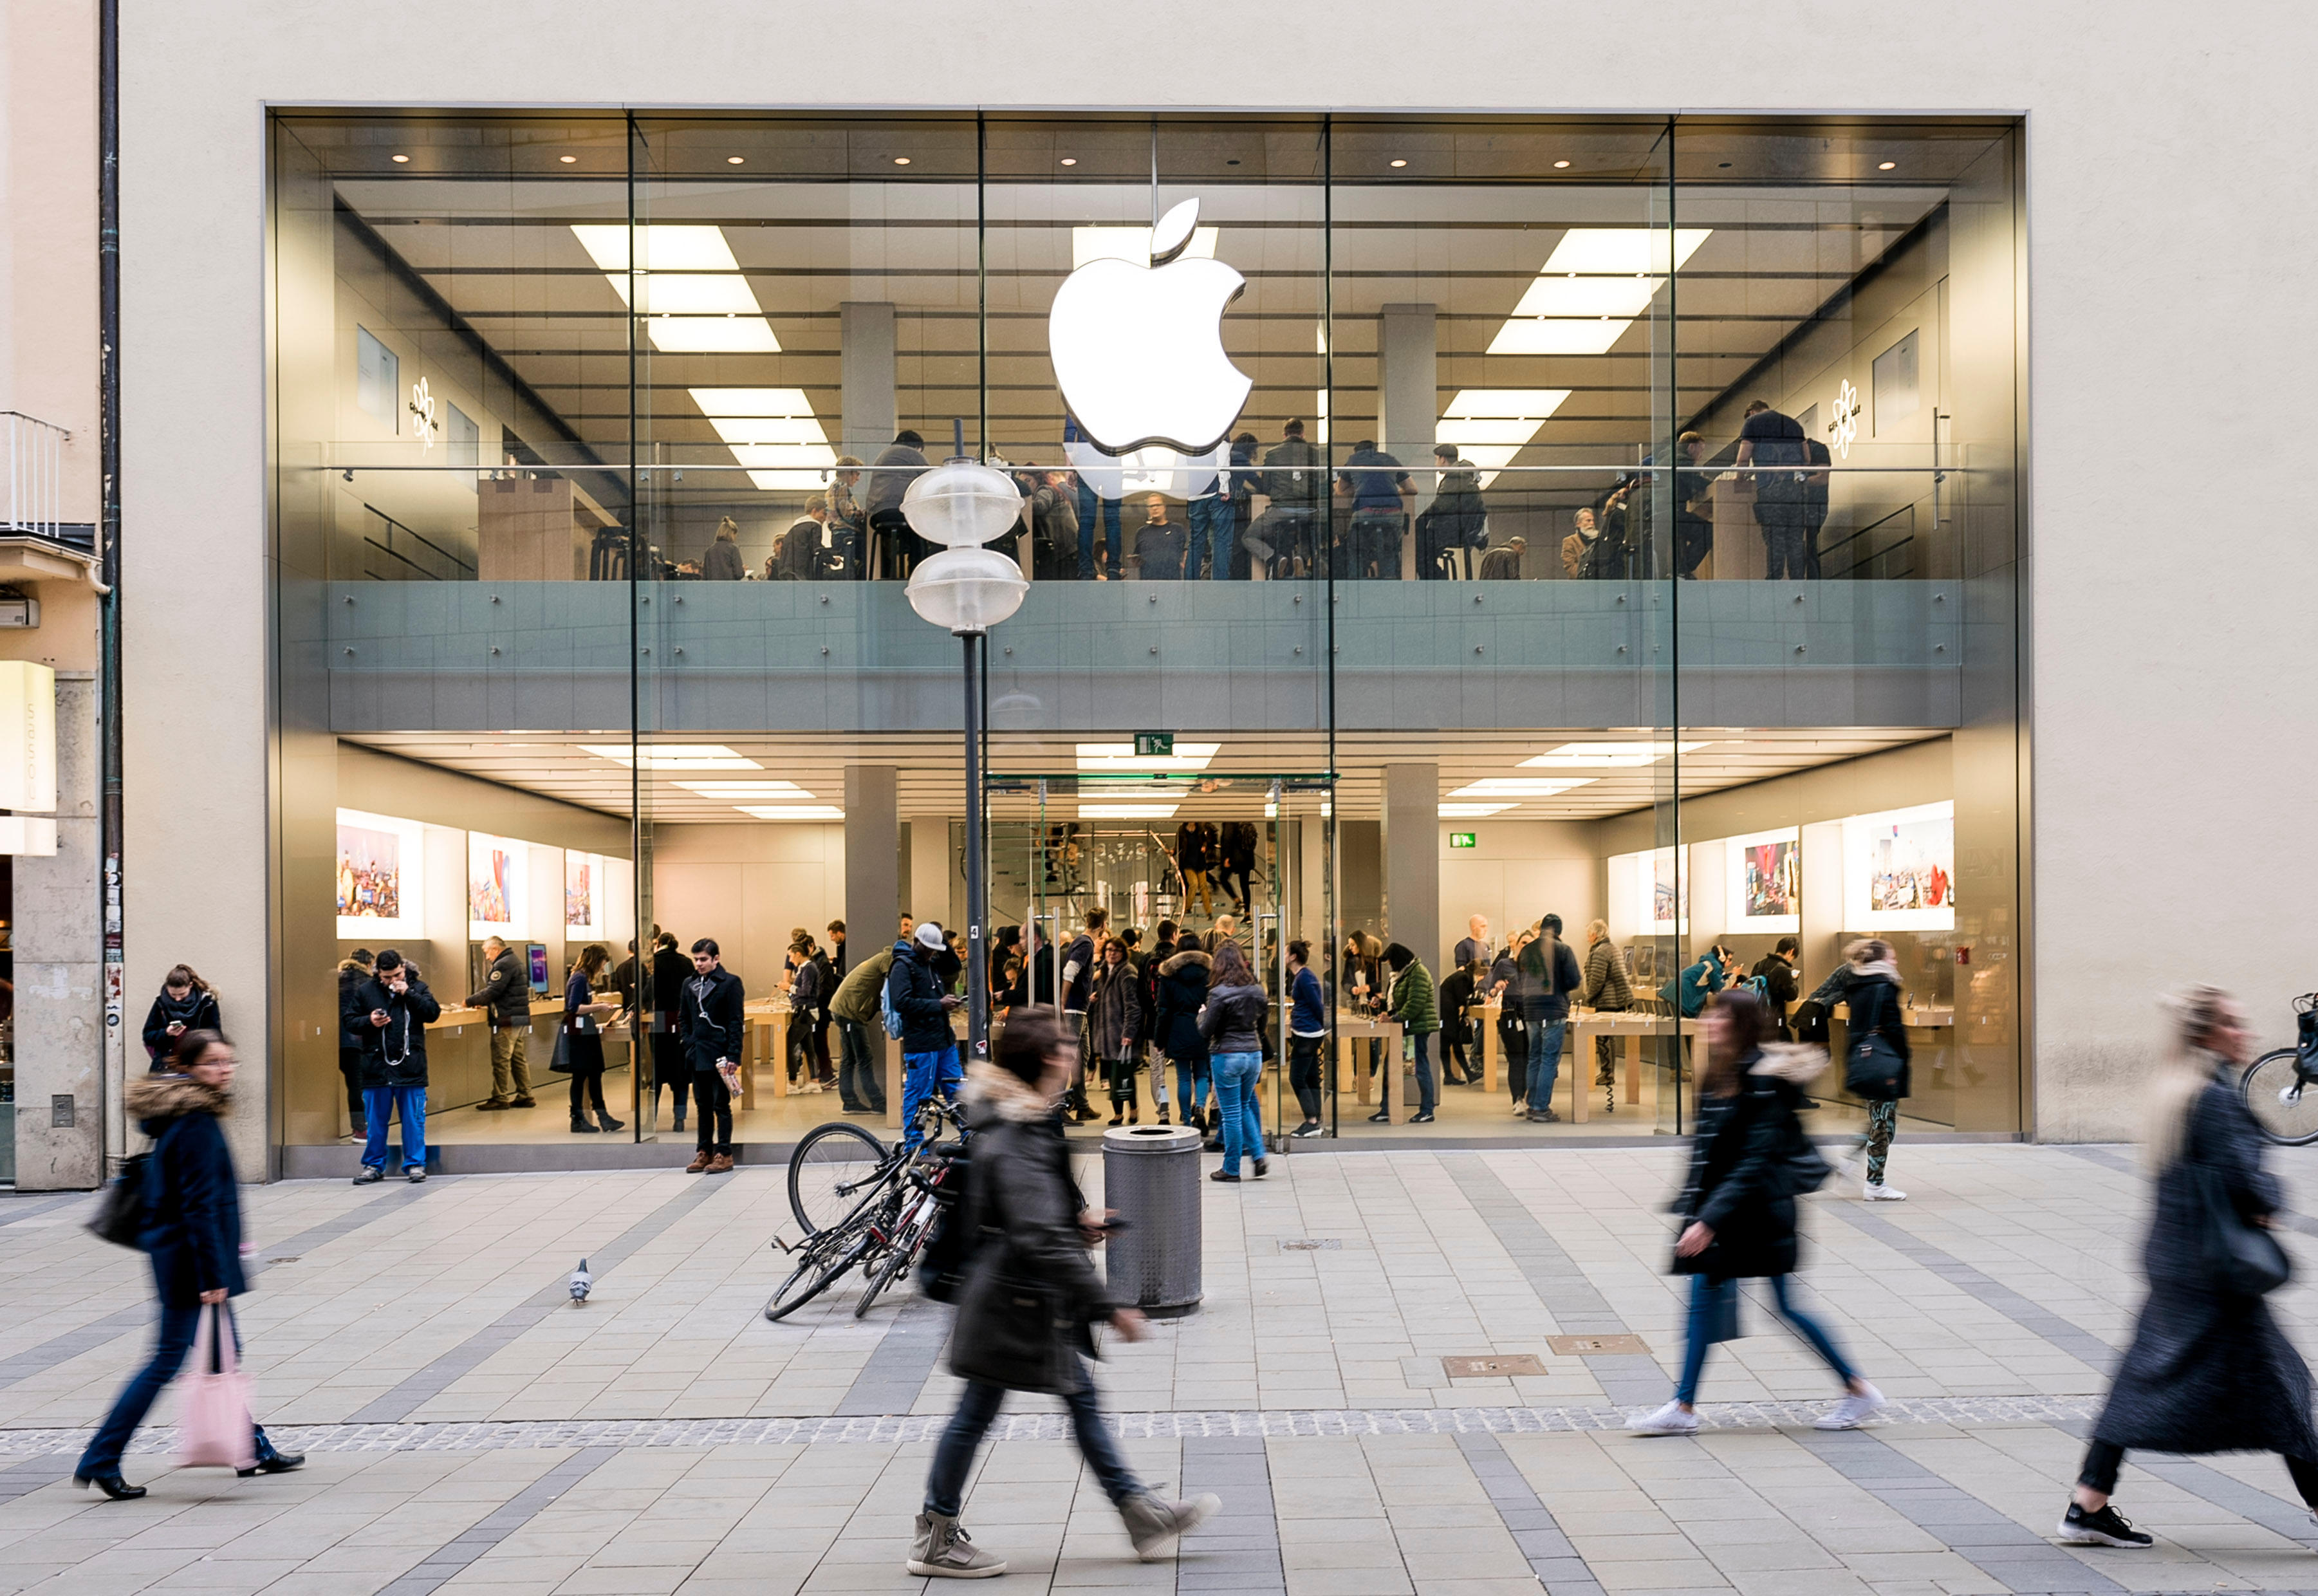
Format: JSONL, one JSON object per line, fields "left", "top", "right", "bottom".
{"left": 1462, "top": 1003, "right": 1501, "bottom": 1093}
{"left": 1561, "top": 1010, "right": 1699, "bottom": 1124}
{"left": 741, "top": 1001, "right": 793, "bottom": 1109}
{"left": 1333, "top": 1012, "right": 1406, "bottom": 1119}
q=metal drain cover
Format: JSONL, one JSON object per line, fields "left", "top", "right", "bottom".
{"left": 1441, "top": 1354, "right": 1548, "bottom": 1378}
{"left": 1548, "top": 1334, "right": 1648, "bottom": 1356}
{"left": 1275, "top": 1238, "right": 1342, "bottom": 1252}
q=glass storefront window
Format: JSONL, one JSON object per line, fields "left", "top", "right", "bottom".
{"left": 268, "top": 111, "right": 2021, "bottom": 1166}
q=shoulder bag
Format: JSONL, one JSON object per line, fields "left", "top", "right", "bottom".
{"left": 1842, "top": 985, "right": 1905, "bottom": 1098}
{"left": 2190, "top": 1158, "right": 2292, "bottom": 1297}
{"left": 88, "top": 1150, "right": 153, "bottom": 1250}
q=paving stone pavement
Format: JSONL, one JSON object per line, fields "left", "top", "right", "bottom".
{"left": 6, "top": 1143, "right": 2318, "bottom": 1596}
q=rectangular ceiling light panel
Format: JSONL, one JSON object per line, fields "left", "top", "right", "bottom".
{"left": 1075, "top": 741, "right": 1221, "bottom": 772}
{"left": 580, "top": 743, "right": 763, "bottom": 770}
{"left": 1487, "top": 228, "right": 1711, "bottom": 358}
{"left": 1519, "top": 741, "right": 1712, "bottom": 768}
{"left": 674, "top": 780, "right": 816, "bottom": 798}
{"left": 570, "top": 224, "right": 779, "bottom": 354}
{"left": 736, "top": 805, "right": 846, "bottom": 821}
{"left": 1438, "top": 803, "right": 1516, "bottom": 817}
{"left": 691, "top": 387, "right": 837, "bottom": 492}
{"left": 1437, "top": 389, "right": 1573, "bottom": 485}
{"left": 1447, "top": 777, "right": 1598, "bottom": 798}
{"left": 1079, "top": 803, "right": 1182, "bottom": 819}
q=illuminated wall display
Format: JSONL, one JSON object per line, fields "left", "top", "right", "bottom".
{"left": 1844, "top": 801, "right": 1956, "bottom": 931}
{"left": 1725, "top": 826, "right": 1801, "bottom": 933}
{"left": 335, "top": 808, "right": 427, "bottom": 938}
{"left": 467, "top": 830, "right": 532, "bottom": 941}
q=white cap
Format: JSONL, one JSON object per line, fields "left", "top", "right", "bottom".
{"left": 916, "top": 922, "right": 946, "bottom": 949}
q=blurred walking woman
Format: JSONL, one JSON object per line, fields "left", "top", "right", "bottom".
{"left": 76, "top": 1032, "right": 302, "bottom": 1498}
{"left": 1808, "top": 937, "right": 1911, "bottom": 1200}
{"left": 1629, "top": 989, "right": 1884, "bottom": 1436}
{"left": 2057, "top": 987, "right": 2318, "bottom": 1550}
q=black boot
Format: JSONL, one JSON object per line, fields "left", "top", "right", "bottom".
{"left": 237, "top": 1427, "right": 305, "bottom": 1478}
{"left": 597, "top": 1111, "right": 624, "bottom": 1132}
{"left": 570, "top": 1117, "right": 602, "bottom": 1134}
{"left": 74, "top": 1470, "right": 145, "bottom": 1500}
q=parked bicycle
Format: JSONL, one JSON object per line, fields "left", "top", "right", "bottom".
{"left": 2239, "top": 992, "right": 2318, "bottom": 1146}
{"left": 764, "top": 1097, "right": 966, "bottom": 1322}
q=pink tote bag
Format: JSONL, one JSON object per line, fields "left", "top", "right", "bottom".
{"left": 176, "top": 1304, "right": 255, "bottom": 1471}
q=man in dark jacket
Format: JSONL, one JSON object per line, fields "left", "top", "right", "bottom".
{"left": 1752, "top": 937, "right": 1801, "bottom": 1037}
{"left": 1057, "top": 909, "right": 1104, "bottom": 1122}
{"left": 649, "top": 932, "right": 691, "bottom": 1133}
{"left": 1250, "top": 418, "right": 1323, "bottom": 574}
{"left": 1519, "top": 916, "right": 1584, "bottom": 1123}
{"left": 351, "top": 949, "right": 440, "bottom": 1183}
{"left": 677, "top": 938, "right": 746, "bottom": 1174}
{"left": 864, "top": 429, "right": 931, "bottom": 578}
{"left": 888, "top": 922, "right": 962, "bottom": 1153}
{"left": 465, "top": 936, "right": 538, "bottom": 1111}
{"left": 1415, "top": 445, "right": 1487, "bottom": 578}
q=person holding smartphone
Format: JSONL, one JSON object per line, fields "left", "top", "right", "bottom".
{"left": 887, "top": 921, "right": 964, "bottom": 1155}
{"left": 677, "top": 938, "right": 745, "bottom": 1174}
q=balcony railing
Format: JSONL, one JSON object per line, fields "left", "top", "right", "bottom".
{"left": 1, "top": 412, "right": 70, "bottom": 539}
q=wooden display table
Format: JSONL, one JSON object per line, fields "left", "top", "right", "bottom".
{"left": 1462, "top": 1002, "right": 1501, "bottom": 1093}
{"left": 1334, "top": 1012, "right": 1405, "bottom": 1120}
{"left": 742, "top": 1001, "right": 793, "bottom": 1109}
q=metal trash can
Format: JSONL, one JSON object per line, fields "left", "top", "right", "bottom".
{"left": 1101, "top": 1124, "right": 1203, "bottom": 1317}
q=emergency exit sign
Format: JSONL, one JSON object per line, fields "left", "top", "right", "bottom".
{"left": 1134, "top": 732, "right": 1173, "bottom": 757}
{"left": 1450, "top": 831, "right": 1477, "bottom": 849}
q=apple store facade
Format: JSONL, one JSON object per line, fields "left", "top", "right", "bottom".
{"left": 261, "top": 110, "right": 2026, "bottom": 1169}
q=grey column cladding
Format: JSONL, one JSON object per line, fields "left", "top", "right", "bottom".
{"left": 844, "top": 765, "right": 899, "bottom": 956}
{"left": 1383, "top": 763, "right": 1440, "bottom": 981}
{"left": 840, "top": 302, "right": 897, "bottom": 463}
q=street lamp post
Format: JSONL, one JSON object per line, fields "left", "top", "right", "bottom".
{"left": 901, "top": 429, "right": 1028, "bottom": 1069}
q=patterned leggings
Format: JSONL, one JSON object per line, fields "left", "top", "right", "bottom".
{"left": 1863, "top": 1100, "right": 1898, "bottom": 1185}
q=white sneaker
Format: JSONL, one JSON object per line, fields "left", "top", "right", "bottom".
{"left": 1814, "top": 1382, "right": 1887, "bottom": 1430}
{"left": 1626, "top": 1400, "right": 1698, "bottom": 1436}
{"left": 1864, "top": 1182, "right": 1907, "bottom": 1202}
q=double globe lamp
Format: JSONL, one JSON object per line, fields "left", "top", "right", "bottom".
{"left": 900, "top": 445, "right": 1028, "bottom": 1069}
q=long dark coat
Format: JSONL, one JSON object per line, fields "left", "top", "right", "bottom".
{"left": 126, "top": 1072, "right": 246, "bottom": 1308}
{"left": 948, "top": 1067, "right": 1117, "bottom": 1396}
{"left": 1671, "top": 1046, "right": 1824, "bottom": 1280}
{"left": 2093, "top": 1069, "right": 2318, "bottom": 1458}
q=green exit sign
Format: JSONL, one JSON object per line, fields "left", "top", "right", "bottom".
{"left": 1133, "top": 732, "right": 1174, "bottom": 757}
{"left": 1450, "top": 831, "right": 1478, "bottom": 849}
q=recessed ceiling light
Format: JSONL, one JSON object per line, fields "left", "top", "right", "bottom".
{"left": 893, "top": 156, "right": 911, "bottom": 165}
{"left": 1440, "top": 803, "right": 1516, "bottom": 818}
{"left": 1079, "top": 803, "right": 1179, "bottom": 819}
{"left": 736, "top": 805, "right": 845, "bottom": 821}
{"left": 1075, "top": 741, "right": 1219, "bottom": 772}
{"left": 1877, "top": 161, "right": 1896, "bottom": 171}
{"left": 390, "top": 154, "right": 409, "bottom": 163}
{"left": 1552, "top": 159, "right": 1571, "bottom": 169}
{"left": 1519, "top": 741, "right": 1711, "bottom": 768}
{"left": 727, "top": 155, "right": 745, "bottom": 165}
{"left": 1389, "top": 158, "right": 1407, "bottom": 168}
{"left": 1060, "top": 157, "right": 1077, "bottom": 166}
{"left": 1448, "top": 777, "right": 1597, "bottom": 798}
{"left": 580, "top": 743, "right": 763, "bottom": 771}
{"left": 676, "top": 779, "right": 815, "bottom": 799}
{"left": 559, "top": 154, "right": 577, "bottom": 164}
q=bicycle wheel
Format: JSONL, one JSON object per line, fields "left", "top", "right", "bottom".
{"left": 2241, "top": 1050, "right": 2318, "bottom": 1146}
{"left": 765, "top": 1230, "right": 870, "bottom": 1321}
{"left": 854, "top": 1198, "right": 935, "bottom": 1319}
{"left": 790, "top": 1120, "right": 890, "bottom": 1235}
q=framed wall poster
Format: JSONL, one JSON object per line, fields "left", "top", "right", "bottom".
{"left": 1607, "top": 846, "right": 1687, "bottom": 939}
{"left": 1725, "top": 826, "right": 1801, "bottom": 933}
{"left": 1842, "top": 801, "right": 1956, "bottom": 931}
{"left": 335, "top": 808, "right": 425, "bottom": 938}
{"left": 564, "top": 852, "right": 597, "bottom": 934}
{"left": 467, "top": 830, "right": 531, "bottom": 941}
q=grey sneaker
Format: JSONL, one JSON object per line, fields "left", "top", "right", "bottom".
{"left": 906, "top": 1512, "right": 1007, "bottom": 1578}
{"left": 1119, "top": 1490, "right": 1221, "bottom": 1560}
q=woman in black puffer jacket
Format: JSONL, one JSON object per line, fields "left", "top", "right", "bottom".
{"left": 1627, "top": 988, "right": 1884, "bottom": 1438}
{"left": 1154, "top": 934, "right": 1213, "bottom": 1132}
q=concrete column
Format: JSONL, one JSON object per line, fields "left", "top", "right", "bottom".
{"left": 840, "top": 302, "right": 897, "bottom": 463}
{"left": 1339, "top": 820, "right": 1382, "bottom": 944}
{"left": 1377, "top": 302, "right": 1438, "bottom": 514}
{"left": 844, "top": 766, "right": 898, "bottom": 958}
{"left": 1383, "top": 763, "right": 1442, "bottom": 978}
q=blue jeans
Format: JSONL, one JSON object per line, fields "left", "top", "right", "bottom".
{"left": 362, "top": 1084, "right": 427, "bottom": 1171}
{"left": 1173, "top": 1055, "right": 1210, "bottom": 1118}
{"left": 925, "top": 1374, "right": 1142, "bottom": 1517}
{"left": 902, "top": 1043, "right": 961, "bottom": 1153}
{"left": 1075, "top": 481, "right": 1122, "bottom": 579}
{"left": 1674, "top": 1272, "right": 1857, "bottom": 1404}
{"left": 836, "top": 1019, "right": 884, "bottom": 1113}
{"left": 1187, "top": 494, "right": 1230, "bottom": 579}
{"left": 1525, "top": 1015, "right": 1566, "bottom": 1115}
{"left": 1211, "top": 1050, "right": 1263, "bottom": 1174}
{"left": 1411, "top": 1032, "right": 1436, "bottom": 1115}
{"left": 79, "top": 1298, "right": 254, "bottom": 1476}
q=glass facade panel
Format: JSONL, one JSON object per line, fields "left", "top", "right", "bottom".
{"left": 267, "top": 111, "right": 2022, "bottom": 1165}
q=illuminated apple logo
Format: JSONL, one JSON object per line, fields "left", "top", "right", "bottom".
{"left": 1048, "top": 198, "right": 1251, "bottom": 454}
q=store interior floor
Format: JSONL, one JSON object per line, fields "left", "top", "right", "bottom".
{"left": 399, "top": 1059, "right": 1949, "bottom": 1151}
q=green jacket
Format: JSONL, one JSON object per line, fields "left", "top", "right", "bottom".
{"left": 1388, "top": 959, "right": 1439, "bottom": 1035}
{"left": 830, "top": 947, "right": 896, "bottom": 1027}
